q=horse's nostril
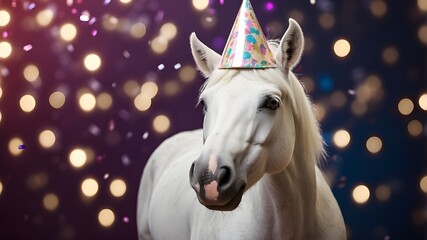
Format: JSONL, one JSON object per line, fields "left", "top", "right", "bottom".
{"left": 189, "top": 162, "right": 196, "bottom": 184}
{"left": 217, "top": 166, "right": 232, "bottom": 188}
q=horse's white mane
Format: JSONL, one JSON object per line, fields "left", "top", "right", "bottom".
{"left": 199, "top": 40, "right": 325, "bottom": 166}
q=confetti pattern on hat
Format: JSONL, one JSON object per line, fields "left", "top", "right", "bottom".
{"left": 219, "top": 0, "right": 276, "bottom": 69}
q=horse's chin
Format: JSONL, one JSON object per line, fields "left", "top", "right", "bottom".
{"left": 200, "top": 185, "right": 245, "bottom": 211}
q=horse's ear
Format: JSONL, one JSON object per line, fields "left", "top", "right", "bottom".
{"left": 190, "top": 32, "right": 221, "bottom": 77}
{"left": 276, "top": 19, "right": 304, "bottom": 72}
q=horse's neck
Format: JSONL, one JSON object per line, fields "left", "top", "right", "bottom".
{"left": 259, "top": 155, "right": 318, "bottom": 239}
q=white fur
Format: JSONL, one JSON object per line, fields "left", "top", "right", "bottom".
{"left": 137, "top": 19, "right": 345, "bottom": 240}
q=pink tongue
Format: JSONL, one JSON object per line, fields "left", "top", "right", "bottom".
{"left": 204, "top": 180, "right": 219, "bottom": 200}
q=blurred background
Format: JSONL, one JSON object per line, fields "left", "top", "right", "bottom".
{"left": 0, "top": 0, "right": 426, "bottom": 239}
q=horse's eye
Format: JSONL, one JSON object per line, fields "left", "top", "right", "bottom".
{"left": 261, "top": 96, "right": 280, "bottom": 110}
{"left": 200, "top": 99, "right": 207, "bottom": 112}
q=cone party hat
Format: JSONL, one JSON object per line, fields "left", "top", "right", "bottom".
{"left": 219, "top": 0, "right": 276, "bottom": 69}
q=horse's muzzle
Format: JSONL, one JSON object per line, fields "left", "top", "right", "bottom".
{"left": 189, "top": 154, "right": 246, "bottom": 211}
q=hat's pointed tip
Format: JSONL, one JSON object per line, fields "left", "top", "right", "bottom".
{"left": 219, "top": 0, "right": 277, "bottom": 69}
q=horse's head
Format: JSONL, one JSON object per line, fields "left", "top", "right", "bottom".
{"left": 189, "top": 19, "right": 308, "bottom": 211}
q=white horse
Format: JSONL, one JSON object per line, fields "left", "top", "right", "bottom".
{"left": 137, "top": 19, "right": 346, "bottom": 240}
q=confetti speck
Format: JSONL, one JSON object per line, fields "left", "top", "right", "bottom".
{"left": 108, "top": 119, "right": 115, "bottom": 131}
{"left": 121, "top": 155, "right": 131, "bottom": 166}
{"left": 142, "top": 132, "right": 149, "bottom": 139}
{"left": 26, "top": 2, "right": 36, "bottom": 11}
{"left": 174, "top": 63, "right": 182, "bottom": 70}
{"left": 80, "top": 11, "right": 90, "bottom": 22}
{"left": 88, "top": 17, "right": 97, "bottom": 25}
{"left": 88, "top": 125, "right": 101, "bottom": 136}
{"left": 23, "top": 44, "right": 32, "bottom": 52}
{"left": 91, "top": 29, "right": 98, "bottom": 36}
{"left": 66, "top": 44, "right": 74, "bottom": 52}
{"left": 103, "top": 173, "right": 110, "bottom": 179}
{"left": 348, "top": 89, "right": 356, "bottom": 95}
{"left": 18, "top": 144, "right": 26, "bottom": 150}
{"left": 126, "top": 132, "right": 133, "bottom": 139}
{"left": 157, "top": 64, "right": 165, "bottom": 71}
{"left": 123, "top": 50, "right": 131, "bottom": 58}
{"left": 122, "top": 216, "right": 129, "bottom": 223}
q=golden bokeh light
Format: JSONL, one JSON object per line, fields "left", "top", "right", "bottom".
{"left": 330, "top": 91, "right": 346, "bottom": 108}
{"left": 0, "top": 41, "right": 12, "bottom": 59}
{"left": 119, "top": 0, "right": 132, "bottom": 4}
{"left": 83, "top": 53, "right": 102, "bottom": 72}
{"left": 418, "top": 25, "right": 427, "bottom": 44}
{"left": 179, "top": 65, "right": 197, "bottom": 83}
{"left": 333, "top": 129, "right": 351, "bottom": 148}
{"left": 102, "top": 15, "right": 119, "bottom": 31}
{"left": 192, "top": 0, "right": 209, "bottom": 11}
{"left": 110, "top": 179, "right": 127, "bottom": 197}
{"left": 164, "top": 80, "right": 181, "bottom": 96}
{"left": 288, "top": 10, "right": 304, "bottom": 24}
{"left": 0, "top": 10, "right": 11, "bottom": 27}
{"left": 351, "top": 100, "right": 367, "bottom": 116}
{"left": 0, "top": 111, "right": 2, "bottom": 124}
{"left": 98, "top": 209, "right": 115, "bottom": 227}
{"left": 151, "top": 36, "right": 168, "bottom": 54}
{"left": 23, "top": 64, "right": 40, "bottom": 82}
{"left": 160, "top": 22, "right": 178, "bottom": 40}
{"left": 96, "top": 92, "right": 113, "bottom": 110}
{"left": 134, "top": 94, "right": 152, "bottom": 111}
{"left": 418, "top": 0, "right": 427, "bottom": 11}
{"left": 382, "top": 46, "right": 399, "bottom": 64}
{"left": 130, "top": 22, "right": 146, "bottom": 39}
{"left": 352, "top": 185, "right": 370, "bottom": 204}
{"left": 375, "top": 185, "right": 391, "bottom": 202}
{"left": 370, "top": 0, "right": 387, "bottom": 17}
{"left": 397, "top": 98, "right": 414, "bottom": 115}
{"left": 69, "top": 148, "right": 87, "bottom": 168}
{"left": 79, "top": 93, "right": 96, "bottom": 112}
{"left": 36, "top": 8, "right": 54, "bottom": 27}
{"left": 141, "top": 82, "right": 158, "bottom": 99}
{"left": 407, "top": 120, "right": 423, "bottom": 137}
{"left": 0, "top": 180, "right": 3, "bottom": 196}
{"left": 418, "top": 93, "right": 427, "bottom": 111}
{"left": 49, "top": 91, "right": 66, "bottom": 109}
{"left": 366, "top": 136, "right": 382, "bottom": 154}
{"left": 153, "top": 115, "right": 171, "bottom": 133}
{"left": 81, "top": 178, "right": 99, "bottom": 197}
{"left": 123, "top": 80, "right": 140, "bottom": 97}
{"left": 8, "top": 137, "right": 23, "bottom": 156}
{"left": 27, "top": 172, "right": 49, "bottom": 190}
{"left": 43, "top": 193, "right": 59, "bottom": 211}
{"left": 420, "top": 176, "right": 427, "bottom": 193}
{"left": 318, "top": 13, "right": 335, "bottom": 29}
{"left": 333, "top": 39, "right": 351, "bottom": 58}
{"left": 20, "top": 94, "right": 36, "bottom": 113}
{"left": 59, "top": 23, "right": 77, "bottom": 42}
{"left": 39, "top": 130, "right": 56, "bottom": 149}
